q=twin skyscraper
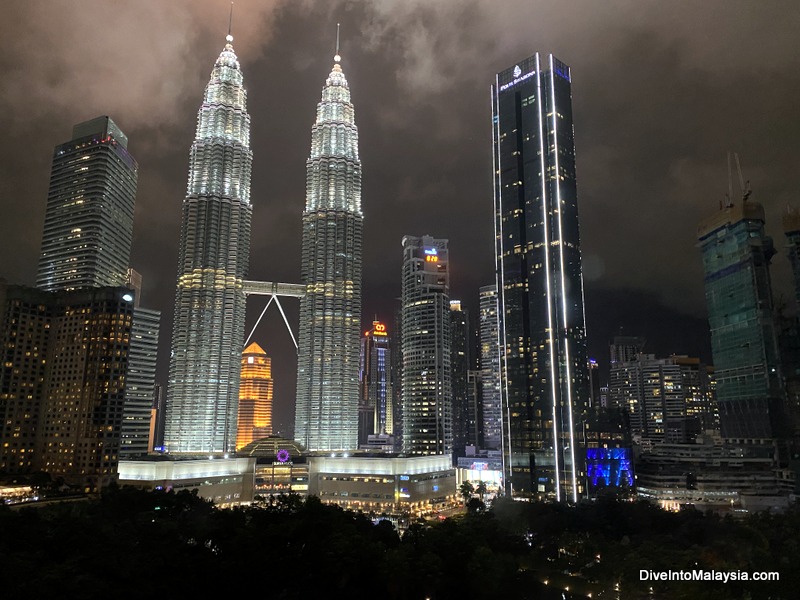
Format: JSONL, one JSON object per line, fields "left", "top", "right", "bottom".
{"left": 164, "top": 32, "right": 364, "bottom": 455}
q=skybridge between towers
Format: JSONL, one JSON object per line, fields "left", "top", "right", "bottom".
{"left": 243, "top": 280, "right": 305, "bottom": 350}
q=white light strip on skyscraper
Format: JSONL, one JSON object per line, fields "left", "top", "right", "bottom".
{"left": 549, "top": 54, "right": 578, "bottom": 503}
{"left": 537, "top": 53, "right": 562, "bottom": 502}
{"left": 492, "top": 75, "right": 513, "bottom": 489}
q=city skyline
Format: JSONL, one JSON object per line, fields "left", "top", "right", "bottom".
{"left": 1, "top": 2, "right": 799, "bottom": 432}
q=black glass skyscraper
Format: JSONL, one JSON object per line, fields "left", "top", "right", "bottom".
{"left": 492, "top": 54, "right": 589, "bottom": 501}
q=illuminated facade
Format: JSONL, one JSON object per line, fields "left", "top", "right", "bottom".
{"left": 585, "top": 448, "right": 634, "bottom": 491}
{"left": 401, "top": 235, "right": 452, "bottom": 456}
{"left": 37, "top": 116, "right": 137, "bottom": 292}
{"left": 236, "top": 342, "right": 274, "bottom": 450}
{"left": 295, "top": 52, "right": 362, "bottom": 451}
{"left": 166, "top": 33, "right": 253, "bottom": 453}
{"left": 121, "top": 307, "right": 160, "bottom": 457}
{"left": 360, "top": 321, "right": 393, "bottom": 442}
{"left": 308, "top": 454, "right": 457, "bottom": 519}
{"left": 698, "top": 202, "right": 786, "bottom": 440}
{"left": 493, "top": 55, "right": 589, "bottom": 501}
{"left": 0, "top": 283, "right": 134, "bottom": 490}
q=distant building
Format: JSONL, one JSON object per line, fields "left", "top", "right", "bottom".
{"left": 698, "top": 201, "right": 787, "bottom": 441}
{"left": 359, "top": 320, "right": 393, "bottom": 445}
{"left": 636, "top": 437, "right": 792, "bottom": 513}
{"left": 492, "top": 54, "right": 589, "bottom": 500}
{"left": 401, "top": 235, "right": 452, "bottom": 456}
{"left": 36, "top": 116, "right": 137, "bottom": 293}
{"left": 478, "top": 284, "right": 501, "bottom": 450}
{"left": 450, "top": 300, "right": 470, "bottom": 457}
{"left": 236, "top": 342, "right": 274, "bottom": 450}
{"left": 610, "top": 335, "right": 646, "bottom": 366}
{"left": 121, "top": 307, "right": 160, "bottom": 457}
{"left": 466, "top": 369, "right": 483, "bottom": 448}
{"left": 608, "top": 354, "right": 716, "bottom": 445}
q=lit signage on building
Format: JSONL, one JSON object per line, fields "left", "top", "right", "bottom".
{"left": 425, "top": 255, "right": 439, "bottom": 263}
{"left": 424, "top": 248, "right": 437, "bottom": 255}
{"left": 373, "top": 322, "right": 387, "bottom": 336}
{"left": 499, "top": 68, "right": 535, "bottom": 92}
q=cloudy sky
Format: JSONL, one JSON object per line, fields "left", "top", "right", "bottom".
{"left": 1, "top": 1, "right": 798, "bottom": 431}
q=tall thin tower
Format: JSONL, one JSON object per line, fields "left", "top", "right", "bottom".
{"left": 401, "top": 235, "right": 452, "bottom": 456}
{"left": 295, "top": 35, "right": 363, "bottom": 452}
{"left": 493, "top": 54, "right": 589, "bottom": 501}
{"left": 165, "top": 31, "right": 253, "bottom": 454}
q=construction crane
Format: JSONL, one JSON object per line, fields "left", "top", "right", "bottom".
{"left": 724, "top": 151, "right": 752, "bottom": 207}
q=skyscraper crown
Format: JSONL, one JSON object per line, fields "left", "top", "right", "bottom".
{"left": 306, "top": 57, "right": 362, "bottom": 214}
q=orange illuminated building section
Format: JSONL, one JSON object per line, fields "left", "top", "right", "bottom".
{"left": 366, "top": 322, "right": 388, "bottom": 337}
{"left": 236, "top": 342, "right": 274, "bottom": 450}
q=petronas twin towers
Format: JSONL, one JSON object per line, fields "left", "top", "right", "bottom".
{"left": 295, "top": 57, "right": 363, "bottom": 451}
{"left": 165, "top": 33, "right": 362, "bottom": 454}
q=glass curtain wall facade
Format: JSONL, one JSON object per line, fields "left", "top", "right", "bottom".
{"left": 295, "top": 54, "right": 363, "bottom": 452}
{"left": 166, "top": 34, "right": 253, "bottom": 453}
{"left": 360, "top": 321, "right": 393, "bottom": 437}
{"left": 698, "top": 202, "right": 786, "bottom": 440}
{"left": 120, "top": 307, "right": 160, "bottom": 457}
{"left": 401, "top": 235, "right": 452, "bottom": 456}
{"left": 492, "top": 54, "right": 589, "bottom": 501}
{"left": 37, "top": 116, "right": 137, "bottom": 292}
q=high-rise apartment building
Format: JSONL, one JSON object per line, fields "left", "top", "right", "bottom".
{"left": 608, "top": 354, "right": 715, "bottom": 445}
{"left": 359, "top": 321, "right": 393, "bottom": 444}
{"left": 120, "top": 307, "right": 160, "bottom": 457}
{"left": 37, "top": 116, "right": 137, "bottom": 292}
{"left": 295, "top": 51, "right": 363, "bottom": 452}
{"left": 479, "top": 284, "right": 502, "bottom": 450}
{"left": 237, "top": 342, "right": 273, "bottom": 450}
{"left": 698, "top": 201, "right": 786, "bottom": 440}
{"left": 166, "top": 33, "right": 253, "bottom": 454}
{"left": 0, "top": 282, "right": 134, "bottom": 489}
{"left": 401, "top": 235, "right": 452, "bottom": 456}
{"left": 492, "top": 54, "right": 589, "bottom": 501}
{"left": 450, "top": 301, "right": 470, "bottom": 457}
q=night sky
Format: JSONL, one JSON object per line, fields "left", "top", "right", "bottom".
{"left": 1, "top": 1, "right": 799, "bottom": 434}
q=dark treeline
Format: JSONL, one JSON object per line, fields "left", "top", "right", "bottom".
{"left": 1, "top": 487, "right": 798, "bottom": 599}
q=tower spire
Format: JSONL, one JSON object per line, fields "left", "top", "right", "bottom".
{"left": 334, "top": 22, "right": 341, "bottom": 63}
{"left": 227, "top": 2, "right": 234, "bottom": 43}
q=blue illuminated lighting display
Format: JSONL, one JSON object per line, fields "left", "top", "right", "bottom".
{"left": 585, "top": 448, "right": 634, "bottom": 488}
{"left": 554, "top": 63, "right": 571, "bottom": 82}
{"left": 424, "top": 248, "right": 438, "bottom": 256}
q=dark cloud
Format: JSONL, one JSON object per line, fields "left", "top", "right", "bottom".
{"left": 1, "top": 1, "right": 799, "bottom": 429}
